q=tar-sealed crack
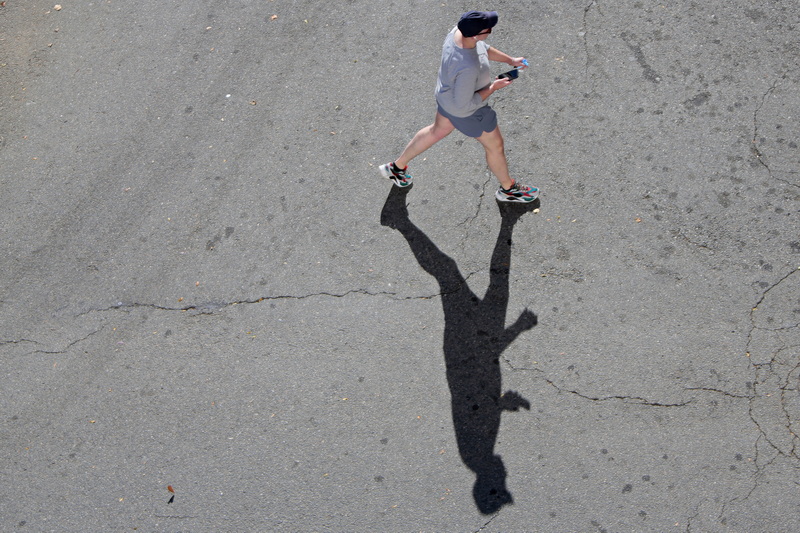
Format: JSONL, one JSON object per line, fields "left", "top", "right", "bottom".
{"left": 581, "top": 0, "right": 599, "bottom": 93}
{"left": 620, "top": 32, "right": 662, "bottom": 84}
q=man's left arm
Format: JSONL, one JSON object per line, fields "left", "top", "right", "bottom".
{"left": 487, "top": 46, "right": 527, "bottom": 68}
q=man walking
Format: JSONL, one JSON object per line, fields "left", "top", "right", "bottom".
{"left": 380, "top": 11, "right": 539, "bottom": 203}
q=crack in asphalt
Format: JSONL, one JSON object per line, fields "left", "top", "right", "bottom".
{"left": 544, "top": 378, "right": 693, "bottom": 407}
{"left": 751, "top": 70, "right": 800, "bottom": 188}
{"left": 716, "top": 433, "right": 781, "bottom": 526}
{"left": 750, "top": 383, "right": 798, "bottom": 456}
{"left": 474, "top": 512, "right": 499, "bottom": 532}
{"left": 26, "top": 327, "right": 105, "bottom": 356}
{"left": 744, "top": 267, "right": 800, "bottom": 464}
{"left": 500, "top": 354, "right": 543, "bottom": 373}
{"left": 749, "top": 267, "right": 800, "bottom": 327}
{"left": 689, "top": 418, "right": 781, "bottom": 529}
{"left": 749, "top": 378, "right": 799, "bottom": 460}
{"left": 684, "top": 387, "right": 752, "bottom": 400}
{"left": 1, "top": 339, "right": 40, "bottom": 346}
{"left": 456, "top": 175, "right": 492, "bottom": 249}
{"left": 685, "top": 507, "right": 700, "bottom": 533}
{"left": 76, "top": 289, "right": 411, "bottom": 316}
{"left": 671, "top": 229, "right": 717, "bottom": 254}
{"left": 751, "top": 76, "right": 781, "bottom": 174}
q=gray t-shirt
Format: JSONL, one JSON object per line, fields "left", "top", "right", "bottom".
{"left": 435, "top": 26, "right": 492, "bottom": 118}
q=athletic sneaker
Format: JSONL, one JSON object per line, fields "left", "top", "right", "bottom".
{"left": 379, "top": 162, "right": 413, "bottom": 188}
{"left": 495, "top": 181, "right": 539, "bottom": 203}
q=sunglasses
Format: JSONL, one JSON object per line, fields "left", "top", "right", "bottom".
{"left": 476, "top": 28, "right": 492, "bottom": 36}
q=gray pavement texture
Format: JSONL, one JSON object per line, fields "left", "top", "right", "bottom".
{"left": 1, "top": 0, "right": 799, "bottom": 531}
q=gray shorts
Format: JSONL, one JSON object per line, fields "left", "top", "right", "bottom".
{"left": 438, "top": 104, "right": 498, "bottom": 138}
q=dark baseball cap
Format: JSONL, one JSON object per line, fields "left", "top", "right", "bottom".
{"left": 457, "top": 11, "right": 499, "bottom": 37}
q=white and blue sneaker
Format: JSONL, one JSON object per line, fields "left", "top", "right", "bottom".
{"left": 379, "top": 162, "right": 413, "bottom": 187}
{"left": 495, "top": 180, "right": 539, "bottom": 202}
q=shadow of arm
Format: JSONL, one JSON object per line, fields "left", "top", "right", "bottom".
{"left": 496, "top": 307, "right": 537, "bottom": 352}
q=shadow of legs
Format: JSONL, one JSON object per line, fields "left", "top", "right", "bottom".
{"left": 380, "top": 184, "right": 412, "bottom": 230}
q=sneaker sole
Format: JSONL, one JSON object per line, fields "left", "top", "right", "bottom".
{"left": 495, "top": 190, "right": 539, "bottom": 202}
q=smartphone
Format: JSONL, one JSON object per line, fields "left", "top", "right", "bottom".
{"left": 497, "top": 68, "right": 519, "bottom": 80}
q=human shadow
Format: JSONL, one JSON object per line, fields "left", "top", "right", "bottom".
{"left": 381, "top": 186, "right": 538, "bottom": 514}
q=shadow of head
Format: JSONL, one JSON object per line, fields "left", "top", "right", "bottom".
{"left": 473, "top": 455, "right": 514, "bottom": 514}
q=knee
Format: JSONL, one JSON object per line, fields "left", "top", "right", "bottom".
{"left": 485, "top": 138, "right": 504, "bottom": 154}
{"left": 479, "top": 130, "right": 504, "bottom": 152}
{"left": 431, "top": 126, "right": 452, "bottom": 141}
{"left": 492, "top": 131, "right": 505, "bottom": 149}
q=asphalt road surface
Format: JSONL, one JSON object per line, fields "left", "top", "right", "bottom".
{"left": 2, "top": 1, "right": 798, "bottom": 531}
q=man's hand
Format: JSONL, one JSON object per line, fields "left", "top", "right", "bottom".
{"left": 490, "top": 77, "right": 513, "bottom": 92}
{"left": 509, "top": 57, "right": 527, "bottom": 69}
